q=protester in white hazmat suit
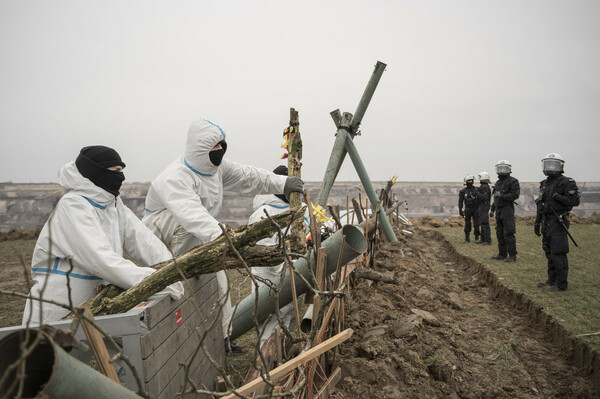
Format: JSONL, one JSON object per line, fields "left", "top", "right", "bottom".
{"left": 22, "top": 146, "right": 184, "bottom": 325}
{"left": 142, "top": 119, "right": 304, "bottom": 356}
{"left": 248, "top": 165, "right": 310, "bottom": 347}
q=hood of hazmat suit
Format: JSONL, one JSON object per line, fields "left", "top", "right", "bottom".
{"left": 23, "top": 162, "right": 182, "bottom": 325}
{"left": 142, "top": 119, "right": 288, "bottom": 256}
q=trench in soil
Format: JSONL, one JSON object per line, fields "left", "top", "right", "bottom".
{"left": 331, "top": 227, "right": 598, "bottom": 399}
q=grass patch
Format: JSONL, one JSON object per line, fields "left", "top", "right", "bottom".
{"left": 438, "top": 224, "right": 600, "bottom": 351}
{"left": 375, "top": 337, "right": 389, "bottom": 353}
{"left": 0, "top": 239, "right": 35, "bottom": 328}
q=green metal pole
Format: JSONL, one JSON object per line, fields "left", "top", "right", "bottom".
{"left": 316, "top": 61, "right": 387, "bottom": 207}
{"left": 315, "top": 112, "right": 352, "bottom": 207}
{"left": 350, "top": 61, "right": 387, "bottom": 130}
{"left": 343, "top": 135, "right": 398, "bottom": 242}
{"left": 230, "top": 224, "right": 367, "bottom": 340}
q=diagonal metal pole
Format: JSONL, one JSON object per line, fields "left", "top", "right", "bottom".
{"left": 342, "top": 126, "right": 397, "bottom": 241}
{"left": 316, "top": 61, "right": 387, "bottom": 208}
{"left": 315, "top": 61, "right": 397, "bottom": 242}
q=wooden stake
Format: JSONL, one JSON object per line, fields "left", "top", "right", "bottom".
{"left": 275, "top": 325, "right": 282, "bottom": 365}
{"left": 285, "top": 240, "right": 302, "bottom": 333}
{"left": 223, "top": 329, "right": 354, "bottom": 399}
{"left": 287, "top": 108, "right": 307, "bottom": 250}
{"left": 81, "top": 304, "right": 120, "bottom": 383}
{"left": 315, "top": 367, "right": 342, "bottom": 399}
{"left": 312, "top": 248, "right": 327, "bottom": 327}
{"left": 346, "top": 196, "right": 350, "bottom": 225}
{"left": 333, "top": 235, "right": 346, "bottom": 289}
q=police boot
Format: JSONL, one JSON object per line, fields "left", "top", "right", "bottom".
{"left": 464, "top": 233, "right": 470, "bottom": 243}
{"left": 474, "top": 235, "right": 481, "bottom": 243}
{"left": 504, "top": 255, "right": 517, "bottom": 263}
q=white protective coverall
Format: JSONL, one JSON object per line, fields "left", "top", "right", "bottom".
{"left": 23, "top": 162, "right": 184, "bottom": 325}
{"left": 248, "top": 194, "right": 309, "bottom": 346}
{"left": 142, "top": 119, "right": 288, "bottom": 337}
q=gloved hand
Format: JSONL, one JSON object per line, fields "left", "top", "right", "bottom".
{"left": 534, "top": 224, "right": 541, "bottom": 237}
{"left": 489, "top": 211, "right": 494, "bottom": 218}
{"left": 156, "top": 281, "right": 185, "bottom": 300}
{"left": 284, "top": 176, "right": 304, "bottom": 200}
{"left": 459, "top": 210, "right": 464, "bottom": 218}
{"left": 493, "top": 191, "right": 501, "bottom": 198}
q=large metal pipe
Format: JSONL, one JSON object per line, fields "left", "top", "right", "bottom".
{"left": 230, "top": 224, "right": 367, "bottom": 340}
{"left": 0, "top": 329, "right": 141, "bottom": 399}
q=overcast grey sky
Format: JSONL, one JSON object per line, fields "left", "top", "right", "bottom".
{"left": 1, "top": 0, "right": 599, "bottom": 184}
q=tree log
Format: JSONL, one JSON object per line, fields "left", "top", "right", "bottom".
{"left": 287, "top": 108, "right": 307, "bottom": 251}
{"left": 86, "top": 207, "right": 305, "bottom": 316}
{"left": 355, "top": 269, "right": 399, "bottom": 285}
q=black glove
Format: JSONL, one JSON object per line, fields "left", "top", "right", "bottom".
{"left": 534, "top": 224, "right": 541, "bottom": 237}
{"left": 489, "top": 211, "right": 494, "bottom": 218}
{"left": 459, "top": 210, "right": 464, "bottom": 218}
{"left": 284, "top": 176, "right": 304, "bottom": 200}
{"left": 493, "top": 191, "right": 501, "bottom": 198}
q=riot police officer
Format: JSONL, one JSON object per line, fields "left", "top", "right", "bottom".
{"left": 534, "top": 153, "right": 580, "bottom": 292}
{"left": 459, "top": 175, "right": 479, "bottom": 243}
{"left": 490, "top": 160, "right": 520, "bottom": 262}
{"left": 475, "top": 171, "right": 492, "bottom": 245}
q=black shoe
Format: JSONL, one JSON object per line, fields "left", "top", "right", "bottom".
{"left": 224, "top": 338, "right": 248, "bottom": 357}
{"left": 547, "top": 285, "right": 566, "bottom": 292}
{"left": 504, "top": 256, "right": 517, "bottom": 263}
{"left": 537, "top": 281, "right": 551, "bottom": 288}
{"left": 482, "top": 242, "right": 491, "bottom": 246}
{"left": 491, "top": 255, "right": 506, "bottom": 260}
{"left": 475, "top": 240, "right": 482, "bottom": 244}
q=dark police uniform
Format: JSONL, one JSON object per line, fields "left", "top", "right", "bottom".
{"left": 476, "top": 182, "right": 492, "bottom": 244}
{"left": 490, "top": 175, "right": 520, "bottom": 259}
{"left": 459, "top": 184, "right": 479, "bottom": 242}
{"left": 534, "top": 174, "right": 580, "bottom": 290}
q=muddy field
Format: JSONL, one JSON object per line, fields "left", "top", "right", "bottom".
{"left": 331, "top": 227, "right": 597, "bottom": 398}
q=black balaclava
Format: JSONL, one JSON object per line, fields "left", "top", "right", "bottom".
{"left": 466, "top": 180, "right": 474, "bottom": 188}
{"left": 273, "top": 165, "right": 289, "bottom": 203}
{"left": 75, "top": 146, "right": 126, "bottom": 197}
{"left": 209, "top": 140, "right": 227, "bottom": 166}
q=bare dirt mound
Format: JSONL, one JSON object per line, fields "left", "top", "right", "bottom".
{"left": 332, "top": 228, "right": 597, "bottom": 399}
{"left": 0, "top": 228, "right": 41, "bottom": 242}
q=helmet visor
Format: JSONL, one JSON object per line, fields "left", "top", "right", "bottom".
{"left": 543, "top": 159, "right": 562, "bottom": 173}
{"left": 495, "top": 164, "right": 511, "bottom": 174}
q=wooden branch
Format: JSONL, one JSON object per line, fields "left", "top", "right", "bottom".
{"left": 355, "top": 269, "right": 399, "bottom": 285}
{"left": 223, "top": 329, "right": 354, "bottom": 399}
{"left": 327, "top": 204, "right": 343, "bottom": 230}
{"left": 351, "top": 198, "right": 364, "bottom": 223}
{"left": 81, "top": 304, "right": 120, "bottom": 383}
{"left": 85, "top": 207, "right": 305, "bottom": 316}
{"left": 575, "top": 331, "right": 600, "bottom": 337}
